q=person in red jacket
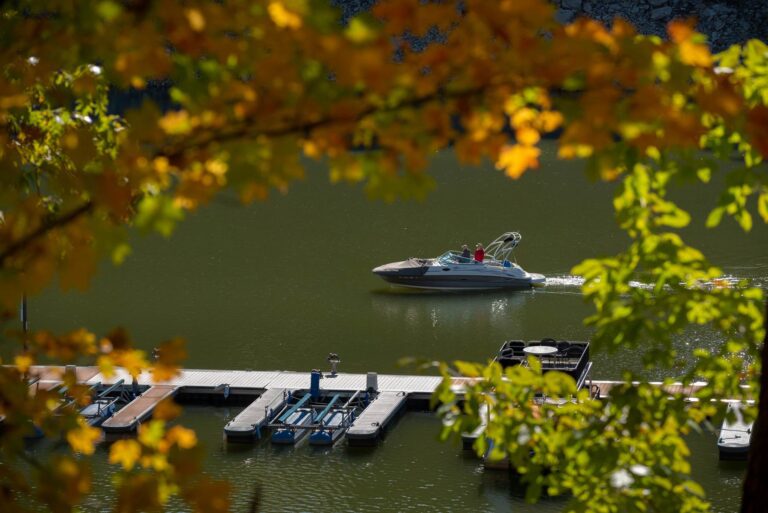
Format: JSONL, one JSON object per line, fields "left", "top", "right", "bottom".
{"left": 474, "top": 243, "right": 485, "bottom": 263}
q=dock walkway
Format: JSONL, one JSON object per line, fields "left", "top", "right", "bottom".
{"left": 25, "top": 366, "right": 725, "bottom": 445}
{"left": 347, "top": 391, "right": 408, "bottom": 444}
{"left": 224, "top": 388, "right": 288, "bottom": 441}
{"left": 83, "top": 368, "right": 444, "bottom": 398}
{"left": 102, "top": 385, "right": 179, "bottom": 433}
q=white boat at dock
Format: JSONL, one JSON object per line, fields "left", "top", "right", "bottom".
{"left": 718, "top": 402, "right": 752, "bottom": 460}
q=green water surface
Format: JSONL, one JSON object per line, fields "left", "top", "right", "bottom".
{"left": 31, "top": 147, "right": 768, "bottom": 512}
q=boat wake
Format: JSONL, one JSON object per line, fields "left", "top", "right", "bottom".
{"left": 544, "top": 273, "right": 767, "bottom": 292}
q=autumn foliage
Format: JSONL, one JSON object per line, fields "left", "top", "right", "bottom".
{"left": 1, "top": 0, "right": 767, "bottom": 511}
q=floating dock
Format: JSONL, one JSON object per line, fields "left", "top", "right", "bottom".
{"left": 102, "top": 385, "right": 179, "bottom": 433}
{"left": 224, "top": 388, "right": 288, "bottom": 441}
{"left": 347, "top": 391, "right": 407, "bottom": 445}
{"left": 25, "top": 365, "right": 716, "bottom": 449}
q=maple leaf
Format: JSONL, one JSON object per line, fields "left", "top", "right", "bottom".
{"left": 14, "top": 354, "right": 33, "bottom": 374}
{"left": 66, "top": 419, "right": 102, "bottom": 455}
{"left": 268, "top": 1, "right": 302, "bottom": 29}
{"left": 151, "top": 338, "right": 187, "bottom": 382}
{"left": 496, "top": 144, "right": 541, "bottom": 179}
{"left": 153, "top": 398, "right": 181, "bottom": 421}
{"left": 109, "top": 439, "right": 142, "bottom": 471}
{"left": 166, "top": 425, "right": 197, "bottom": 449}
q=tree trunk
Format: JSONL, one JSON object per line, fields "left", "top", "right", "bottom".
{"left": 741, "top": 301, "right": 768, "bottom": 512}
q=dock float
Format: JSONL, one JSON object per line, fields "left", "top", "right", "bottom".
{"left": 101, "top": 385, "right": 179, "bottom": 433}
{"left": 224, "top": 388, "right": 288, "bottom": 442}
{"left": 347, "top": 391, "right": 407, "bottom": 445}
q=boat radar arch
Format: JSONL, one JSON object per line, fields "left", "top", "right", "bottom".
{"left": 485, "top": 231, "right": 522, "bottom": 263}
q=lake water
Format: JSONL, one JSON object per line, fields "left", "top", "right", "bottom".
{"left": 33, "top": 146, "right": 768, "bottom": 511}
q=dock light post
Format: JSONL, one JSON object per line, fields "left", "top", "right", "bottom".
{"left": 327, "top": 353, "right": 340, "bottom": 376}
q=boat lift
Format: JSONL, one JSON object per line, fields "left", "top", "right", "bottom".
{"left": 309, "top": 391, "right": 362, "bottom": 446}
{"left": 271, "top": 393, "right": 314, "bottom": 444}
{"left": 269, "top": 390, "right": 365, "bottom": 446}
{"left": 79, "top": 379, "right": 124, "bottom": 427}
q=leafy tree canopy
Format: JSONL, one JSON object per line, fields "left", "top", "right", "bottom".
{"left": 0, "top": 0, "right": 766, "bottom": 511}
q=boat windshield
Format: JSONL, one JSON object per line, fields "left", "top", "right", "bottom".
{"left": 437, "top": 251, "right": 464, "bottom": 265}
{"left": 438, "top": 251, "right": 503, "bottom": 266}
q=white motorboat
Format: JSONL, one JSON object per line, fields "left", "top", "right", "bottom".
{"left": 372, "top": 232, "right": 545, "bottom": 291}
{"left": 718, "top": 402, "right": 752, "bottom": 460}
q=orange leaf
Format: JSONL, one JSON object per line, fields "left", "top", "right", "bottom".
{"left": 516, "top": 126, "right": 541, "bottom": 146}
{"left": 496, "top": 145, "right": 540, "bottom": 179}
{"left": 166, "top": 425, "right": 197, "bottom": 449}
{"left": 153, "top": 398, "right": 182, "bottom": 421}
{"left": 747, "top": 105, "right": 768, "bottom": 157}
{"left": 67, "top": 418, "right": 101, "bottom": 455}
{"left": 14, "top": 354, "right": 33, "bottom": 374}
{"left": 268, "top": 1, "right": 302, "bottom": 29}
{"left": 151, "top": 338, "right": 186, "bottom": 382}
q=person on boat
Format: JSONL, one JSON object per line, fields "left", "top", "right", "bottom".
{"left": 474, "top": 243, "right": 485, "bottom": 263}
{"left": 460, "top": 244, "right": 471, "bottom": 263}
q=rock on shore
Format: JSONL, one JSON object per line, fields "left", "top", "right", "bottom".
{"left": 552, "top": 0, "right": 768, "bottom": 51}
{"left": 334, "top": 0, "right": 768, "bottom": 52}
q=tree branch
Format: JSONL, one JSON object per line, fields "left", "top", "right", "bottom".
{"left": 158, "top": 82, "right": 503, "bottom": 160}
{"left": 0, "top": 201, "right": 94, "bottom": 268}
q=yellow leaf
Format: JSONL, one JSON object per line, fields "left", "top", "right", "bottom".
{"left": 536, "top": 111, "right": 564, "bottom": 132}
{"left": 109, "top": 439, "right": 142, "bottom": 470}
{"left": 185, "top": 8, "right": 205, "bottom": 31}
{"left": 67, "top": 419, "right": 101, "bottom": 455}
{"left": 516, "top": 126, "right": 540, "bottom": 146}
{"left": 511, "top": 107, "right": 537, "bottom": 129}
{"left": 97, "top": 354, "right": 116, "bottom": 378}
{"left": 268, "top": 1, "right": 302, "bottom": 29}
{"left": 558, "top": 143, "right": 593, "bottom": 159}
{"left": 496, "top": 145, "right": 540, "bottom": 179}
{"left": 14, "top": 354, "right": 33, "bottom": 373}
{"left": 151, "top": 338, "right": 186, "bottom": 382}
{"left": 138, "top": 419, "right": 166, "bottom": 449}
{"left": 166, "top": 425, "right": 197, "bottom": 449}
{"left": 114, "top": 349, "right": 148, "bottom": 378}
{"left": 679, "top": 41, "right": 712, "bottom": 67}
{"left": 345, "top": 18, "right": 378, "bottom": 44}
{"left": 668, "top": 20, "right": 712, "bottom": 67}
{"left": 158, "top": 110, "right": 194, "bottom": 136}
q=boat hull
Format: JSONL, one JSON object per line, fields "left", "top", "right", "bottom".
{"left": 376, "top": 272, "right": 544, "bottom": 291}
{"left": 718, "top": 403, "right": 751, "bottom": 460}
{"left": 718, "top": 444, "right": 749, "bottom": 461}
{"left": 373, "top": 255, "right": 545, "bottom": 291}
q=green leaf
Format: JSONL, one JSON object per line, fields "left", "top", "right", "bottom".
{"left": 758, "top": 191, "right": 768, "bottom": 223}
{"left": 134, "top": 195, "right": 184, "bottom": 237}
{"left": 345, "top": 17, "right": 379, "bottom": 44}
{"left": 705, "top": 207, "right": 724, "bottom": 228}
{"left": 97, "top": 1, "right": 122, "bottom": 22}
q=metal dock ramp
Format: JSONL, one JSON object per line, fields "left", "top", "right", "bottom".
{"left": 102, "top": 385, "right": 179, "bottom": 433}
{"left": 346, "top": 391, "right": 407, "bottom": 445}
{"left": 224, "top": 388, "right": 288, "bottom": 442}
